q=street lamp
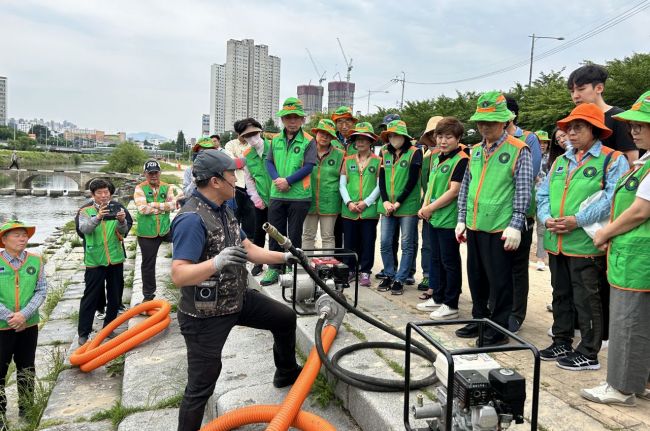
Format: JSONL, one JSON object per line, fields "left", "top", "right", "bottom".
{"left": 528, "top": 34, "right": 564, "bottom": 86}
{"left": 367, "top": 89, "right": 389, "bottom": 114}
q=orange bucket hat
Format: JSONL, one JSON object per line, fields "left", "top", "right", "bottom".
{"left": 557, "top": 103, "right": 612, "bottom": 139}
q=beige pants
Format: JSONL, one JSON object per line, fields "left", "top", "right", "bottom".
{"left": 302, "top": 214, "right": 337, "bottom": 251}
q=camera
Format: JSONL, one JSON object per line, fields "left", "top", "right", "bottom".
{"left": 103, "top": 202, "right": 120, "bottom": 220}
{"left": 194, "top": 279, "right": 218, "bottom": 312}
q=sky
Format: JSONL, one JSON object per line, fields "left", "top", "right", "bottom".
{"left": 2, "top": 0, "right": 649, "bottom": 140}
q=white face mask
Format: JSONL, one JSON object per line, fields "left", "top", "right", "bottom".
{"left": 245, "top": 134, "right": 264, "bottom": 149}
{"left": 389, "top": 135, "right": 405, "bottom": 149}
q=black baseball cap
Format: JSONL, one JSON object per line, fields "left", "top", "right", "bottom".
{"left": 143, "top": 160, "right": 161, "bottom": 172}
{"left": 192, "top": 149, "right": 237, "bottom": 181}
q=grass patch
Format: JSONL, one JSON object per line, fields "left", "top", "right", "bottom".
{"left": 70, "top": 235, "right": 83, "bottom": 248}
{"left": 39, "top": 281, "right": 68, "bottom": 325}
{"left": 106, "top": 355, "right": 126, "bottom": 378}
{"left": 159, "top": 174, "right": 180, "bottom": 185}
{"left": 342, "top": 321, "right": 368, "bottom": 342}
{"left": 310, "top": 373, "right": 340, "bottom": 408}
{"left": 60, "top": 220, "right": 76, "bottom": 234}
{"left": 163, "top": 279, "right": 180, "bottom": 313}
{"left": 124, "top": 269, "right": 135, "bottom": 289}
{"left": 165, "top": 250, "right": 172, "bottom": 258}
{"left": 127, "top": 240, "right": 137, "bottom": 251}
{"left": 68, "top": 310, "right": 79, "bottom": 325}
{"left": 90, "top": 393, "right": 184, "bottom": 428}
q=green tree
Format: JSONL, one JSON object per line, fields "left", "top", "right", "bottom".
{"left": 516, "top": 70, "right": 573, "bottom": 134}
{"left": 28, "top": 124, "right": 50, "bottom": 144}
{"left": 175, "top": 130, "right": 186, "bottom": 154}
{"left": 602, "top": 53, "right": 650, "bottom": 109}
{"left": 0, "top": 126, "right": 27, "bottom": 140}
{"left": 263, "top": 118, "right": 280, "bottom": 133}
{"left": 104, "top": 141, "right": 147, "bottom": 173}
{"left": 220, "top": 131, "right": 236, "bottom": 143}
{"left": 158, "top": 141, "right": 176, "bottom": 152}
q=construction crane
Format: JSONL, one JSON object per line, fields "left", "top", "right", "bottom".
{"left": 306, "top": 48, "right": 326, "bottom": 86}
{"left": 336, "top": 37, "right": 353, "bottom": 82}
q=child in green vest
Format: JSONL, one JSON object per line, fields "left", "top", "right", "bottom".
{"left": 581, "top": 90, "right": 650, "bottom": 405}
{"left": 339, "top": 122, "right": 382, "bottom": 287}
{"left": 537, "top": 102, "right": 628, "bottom": 370}
{"left": 302, "top": 119, "right": 345, "bottom": 251}
{"left": 416, "top": 117, "right": 468, "bottom": 320}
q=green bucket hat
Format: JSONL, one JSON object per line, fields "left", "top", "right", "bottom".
{"left": 192, "top": 136, "right": 216, "bottom": 152}
{"left": 379, "top": 120, "right": 413, "bottom": 142}
{"left": 613, "top": 90, "right": 650, "bottom": 124}
{"left": 469, "top": 91, "right": 514, "bottom": 123}
{"left": 0, "top": 220, "right": 35, "bottom": 247}
{"left": 349, "top": 122, "right": 378, "bottom": 142}
{"left": 535, "top": 130, "right": 550, "bottom": 141}
{"left": 331, "top": 106, "right": 358, "bottom": 123}
{"left": 310, "top": 119, "right": 338, "bottom": 139}
{"left": 276, "top": 97, "right": 306, "bottom": 117}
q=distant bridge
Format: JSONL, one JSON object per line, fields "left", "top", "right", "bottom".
{"left": 0, "top": 168, "right": 139, "bottom": 190}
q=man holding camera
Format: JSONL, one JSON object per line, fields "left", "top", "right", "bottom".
{"left": 76, "top": 179, "right": 133, "bottom": 345}
{"left": 171, "top": 149, "right": 301, "bottom": 431}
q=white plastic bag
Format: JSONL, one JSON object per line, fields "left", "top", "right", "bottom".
{"left": 579, "top": 190, "right": 609, "bottom": 239}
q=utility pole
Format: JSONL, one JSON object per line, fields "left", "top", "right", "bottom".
{"left": 528, "top": 34, "right": 564, "bottom": 86}
{"left": 391, "top": 72, "right": 406, "bottom": 109}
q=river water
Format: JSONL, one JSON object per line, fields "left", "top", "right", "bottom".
{"left": 0, "top": 161, "right": 108, "bottom": 244}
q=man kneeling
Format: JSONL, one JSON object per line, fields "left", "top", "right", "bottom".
{"left": 171, "top": 149, "right": 301, "bottom": 431}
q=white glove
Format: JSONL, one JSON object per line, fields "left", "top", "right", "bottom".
{"left": 455, "top": 223, "right": 467, "bottom": 243}
{"left": 212, "top": 246, "right": 248, "bottom": 271}
{"left": 501, "top": 227, "right": 521, "bottom": 251}
{"left": 283, "top": 248, "right": 303, "bottom": 265}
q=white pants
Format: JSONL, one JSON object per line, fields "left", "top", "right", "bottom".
{"left": 302, "top": 214, "right": 337, "bottom": 251}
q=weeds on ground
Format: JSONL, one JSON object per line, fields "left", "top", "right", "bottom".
{"left": 67, "top": 310, "right": 79, "bottom": 325}
{"left": 90, "top": 393, "right": 183, "bottom": 428}
{"left": 106, "top": 355, "right": 126, "bottom": 378}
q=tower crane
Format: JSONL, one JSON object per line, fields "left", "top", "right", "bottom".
{"left": 306, "top": 48, "right": 326, "bottom": 86}
{"left": 336, "top": 37, "right": 353, "bottom": 82}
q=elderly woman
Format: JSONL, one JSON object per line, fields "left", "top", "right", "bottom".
{"left": 0, "top": 221, "right": 47, "bottom": 428}
{"left": 581, "top": 90, "right": 650, "bottom": 405}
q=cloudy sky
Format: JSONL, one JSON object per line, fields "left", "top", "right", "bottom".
{"left": 2, "top": 0, "right": 648, "bottom": 139}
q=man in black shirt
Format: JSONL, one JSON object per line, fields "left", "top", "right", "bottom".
{"left": 568, "top": 64, "right": 638, "bottom": 164}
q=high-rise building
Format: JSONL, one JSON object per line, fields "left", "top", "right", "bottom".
{"left": 297, "top": 85, "right": 324, "bottom": 117}
{"left": 211, "top": 39, "right": 281, "bottom": 134}
{"left": 201, "top": 114, "right": 210, "bottom": 136}
{"left": 328, "top": 81, "right": 355, "bottom": 112}
{"left": 0, "top": 77, "right": 7, "bottom": 127}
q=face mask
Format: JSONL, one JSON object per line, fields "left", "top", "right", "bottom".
{"left": 389, "top": 135, "right": 405, "bottom": 149}
{"left": 245, "top": 134, "right": 264, "bottom": 149}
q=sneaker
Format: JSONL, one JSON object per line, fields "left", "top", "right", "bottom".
{"left": 377, "top": 277, "right": 393, "bottom": 292}
{"left": 536, "top": 261, "right": 546, "bottom": 271}
{"left": 375, "top": 270, "right": 389, "bottom": 280}
{"left": 600, "top": 340, "right": 609, "bottom": 351}
{"left": 390, "top": 280, "right": 404, "bottom": 295}
{"left": 78, "top": 335, "right": 89, "bottom": 346}
{"left": 251, "top": 264, "right": 264, "bottom": 276}
{"left": 581, "top": 382, "right": 636, "bottom": 406}
{"left": 455, "top": 323, "right": 479, "bottom": 339}
{"left": 508, "top": 316, "right": 522, "bottom": 334}
{"left": 405, "top": 276, "right": 416, "bottom": 286}
{"left": 476, "top": 333, "right": 509, "bottom": 347}
{"left": 273, "top": 365, "right": 303, "bottom": 388}
{"left": 546, "top": 303, "right": 553, "bottom": 312}
{"left": 118, "top": 304, "right": 128, "bottom": 313}
{"left": 359, "top": 273, "right": 371, "bottom": 287}
{"left": 416, "top": 298, "right": 442, "bottom": 311}
{"left": 637, "top": 389, "right": 650, "bottom": 401}
{"left": 539, "top": 342, "right": 573, "bottom": 361}
{"left": 95, "top": 311, "right": 106, "bottom": 320}
{"left": 430, "top": 304, "right": 458, "bottom": 320}
{"left": 260, "top": 269, "right": 279, "bottom": 286}
{"left": 557, "top": 352, "right": 600, "bottom": 371}
{"left": 417, "top": 277, "right": 429, "bottom": 291}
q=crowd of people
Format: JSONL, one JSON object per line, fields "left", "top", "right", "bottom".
{"left": 1, "top": 63, "right": 649, "bottom": 430}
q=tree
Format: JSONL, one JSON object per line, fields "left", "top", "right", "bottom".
{"left": 603, "top": 53, "right": 650, "bottom": 109}
{"left": 263, "top": 118, "right": 280, "bottom": 133}
{"left": 28, "top": 124, "right": 50, "bottom": 144}
{"left": 220, "top": 131, "right": 236, "bottom": 143}
{"left": 516, "top": 70, "right": 573, "bottom": 134}
{"left": 104, "top": 141, "right": 147, "bottom": 173}
{"left": 175, "top": 130, "right": 186, "bottom": 154}
{"left": 0, "top": 126, "right": 27, "bottom": 140}
{"left": 158, "top": 141, "right": 176, "bottom": 152}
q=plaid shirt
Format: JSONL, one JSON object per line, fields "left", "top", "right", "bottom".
{"left": 134, "top": 182, "right": 183, "bottom": 215}
{"left": 458, "top": 131, "right": 533, "bottom": 231}
{"left": 0, "top": 250, "right": 47, "bottom": 322}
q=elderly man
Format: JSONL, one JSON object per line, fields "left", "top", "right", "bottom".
{"left": 0, "top": 221, "right": 46, "bottom": 428}
{"left": 454, "top": 91, "right": 534, "bottom": 346}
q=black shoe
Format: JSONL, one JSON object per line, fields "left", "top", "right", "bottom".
{"left": 251, "top": 264, "right": 264, "bottom": 276}
{"left": 405, "top": 276, "right": 416, "bottom": 286}
{"left": 476, "top": 333, "right": 509, "bottom": 347}
{"left": 539, "top": 342, "right": 573, "bottom": 361}
{"left": 390, "top": 280, "right": 404, "bottom": 295}
{"left": 556, "top": 352, "right": 600, "bottom": 371}
{"left": 78, "top": 335, "right": 89, "bottom": 345}
{"left": 508, "top": 316, "right": 522, "bottom": 334}
{"left": 106, "top": 331, "right": 119, "bottom": 340}
{"left": 417, "top": 277, "right": 429, "bottom": 291}
{"left": 377, "top": 277, "right": 393, "bottom": 292}
{"left": 375, "top": 270, "right": 389, "bottom": 280}
{"left": 455, "top": 323, "right": 479, "bottom": 338}
{"left": 273, "top": 365, "right": 303, "bottom": 388}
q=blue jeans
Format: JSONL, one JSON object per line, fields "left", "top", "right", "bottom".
{"left": 380, "top": 215, "right": 418, "bottom": 282}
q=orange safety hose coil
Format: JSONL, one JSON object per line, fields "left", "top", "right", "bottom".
{"left": 200, "top": 324, "right": 338, "bottom": 431}
{"left": 70, "top": 300, "right": 171, "bottom": 372}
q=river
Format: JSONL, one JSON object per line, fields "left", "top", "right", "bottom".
{"left": 0, "top": 161, "right": 108, "bottom": 244}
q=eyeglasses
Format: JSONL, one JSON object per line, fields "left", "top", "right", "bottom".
{"left": 565, "top": 123, "right": 589, "bottom": 133}
{"left": 629, "top": 123, "right": 646, "bottom": 134}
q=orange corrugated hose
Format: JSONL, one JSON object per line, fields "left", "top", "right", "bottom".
{"left": 200, "top": 324, "right": 338, "bottom": 431}
{"left": 70, "top": 300, "right": 171, "bottom": 372}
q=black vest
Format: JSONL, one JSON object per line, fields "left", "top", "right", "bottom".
{"left": 176, "top": 195, "right": 248, "bottom": 317}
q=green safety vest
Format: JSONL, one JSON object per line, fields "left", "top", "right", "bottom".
{"left": 607, "top": 160, "right": 650, "bottom": 291}
{"left": 243, "top": 140, "right": 272, "bottom": 206}
{"left": 517, "top": 131, "right": 537, "bottom": 219}
{"left": 136, "top": 182, "right": 171, "bottom": 237}
{"left": 424, "top": 150, "right": 469, "bottom": 229}
{"left": 544, "top": 146, "right": 620, "bottom": 256}
{"left": 0, "top": 253, "right": 41, "bottom": 330}
{"left": 420, "top": 148, "right": 440, "bottom": 193}
{"left": 309, "top": 146, "right": 345, "bottom": 215}
{"left": 341, "top": 154, "right": 381, "bottom": 220}
{"left": 332, "top": 140, "right": 345, "bottom": 151}
{"left": 466, "top": 136, "right": 526, "bottom": 232}
{"left": 270, "top": 129, "right": 313, "bottom": 200}
{"left": 378, "top": 147, "right": 421, "bottom": 216}
{"left": 82, "top": 206, "right": 126, "bottom": 267}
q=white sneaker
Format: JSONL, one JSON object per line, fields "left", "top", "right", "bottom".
{"left": 536, "top": 261, "right": 546, "bottom": 271}
{"left": 600, "top": 340, "right": 609, "bottom": 351}
{"left": 430, "top": 304, "right": 459, "bottom": 320}
{"left": 581, "top": 382, "right": 636, "bottom": 406}
{"left": 95, "top": 311, "right": 106, "bottom": 320}
{"left": 547, "top": 327, "right": 581, "bottom": 338}
{"left": 416, "top": 298, "right": 442, "bottom": 311}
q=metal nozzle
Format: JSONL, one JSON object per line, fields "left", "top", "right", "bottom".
{"left": 263, "top": 222, "right": 292, "bottom": 250}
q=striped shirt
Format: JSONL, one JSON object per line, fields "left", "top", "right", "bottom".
{"left": 134, "top": 182, "right": 183, "bottom": 215}
{"left": 0, "top": 250, "right": 47, "bottom": 322}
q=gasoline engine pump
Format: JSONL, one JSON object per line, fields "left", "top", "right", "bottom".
{"left": 279, "top": 256, "right": 351, "bottom": 307}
